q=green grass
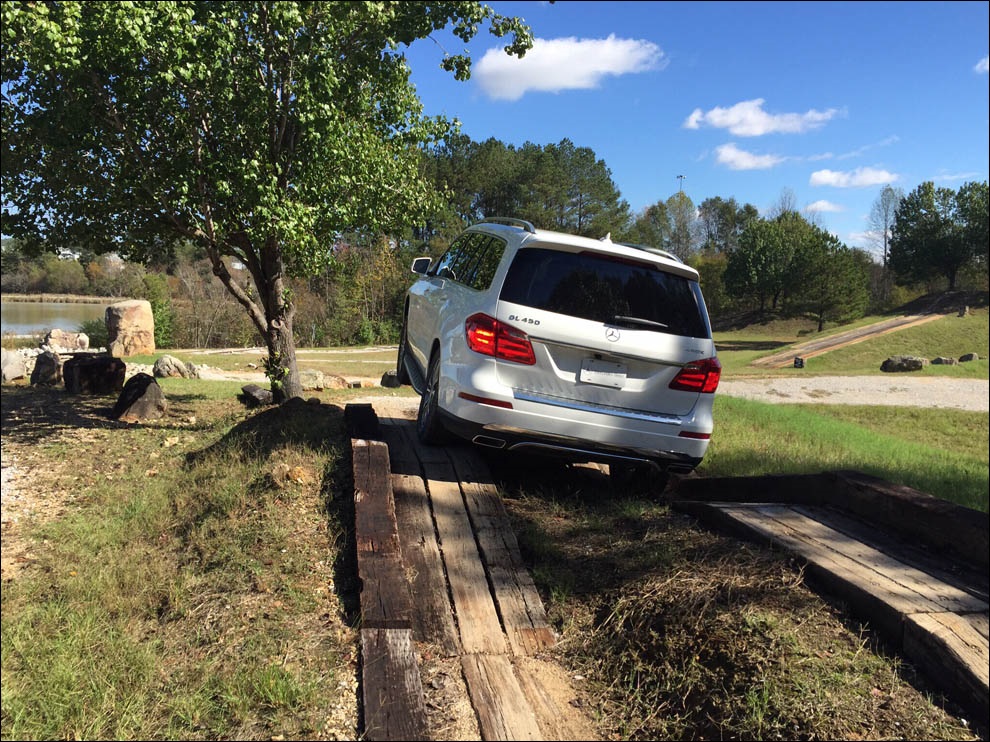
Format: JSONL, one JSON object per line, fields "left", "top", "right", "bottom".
{"left": 126, "top": 346, "right": 398, "bottom": 377}
{"left": 700, "top": 396, "right": 989, "bottom": 511}
{"left": 715, "top": 306, "right": 989, "bottom": 378}
{"left": 1, "top": 394, "right": 356, "bottom": 740}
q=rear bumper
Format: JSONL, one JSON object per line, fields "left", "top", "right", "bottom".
{"left": 438, "top": 397, "right": 707, "bottom": 474}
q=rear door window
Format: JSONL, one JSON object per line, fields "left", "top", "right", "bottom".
{"left": 430, "top": 233, "right": 506, "bottom": 291}
{"left": 499, "top": 247, "right": 710, "bottom": 338}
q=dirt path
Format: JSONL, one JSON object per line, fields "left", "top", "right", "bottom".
{"left": 748, "top": 314, "right": 946, "bottom": 369}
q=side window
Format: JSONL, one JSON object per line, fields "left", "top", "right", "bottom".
{"left": 429, "top": 232, "right": 506, "bottom": 291}
{"left": 446, "top": 233, "right": 486, "bottom": 284}
{"left": 467, "top": 236, "right": 506, "bottom": 291}
{"left": 429, "top": 237, "right": 467, "bottom": 279}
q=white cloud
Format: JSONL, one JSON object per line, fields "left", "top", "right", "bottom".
{"left": 932, "top": 170, "right": 983, "bottom": 182}
{"left": 804, "top": 200, "right": 843, "bottom": 213}
{"left": 837, "top": 135, "right": 900, "bottom": 160}
{"left": 474, "top": 35, "right": 665, "bottom": 101}
{"left": 714, "top": 143, "right": 786, "bottom": 170}
{"left": 975, "top": 56, "right": 989, "bottom": 74}
{"left": 846, "top": 231, "right": 876, "bottom": 249}
{"left": 683, "top": 98, "right": 841, "bottom": 136}
{"left": 810, "top": 167, "right": 898, "bottom": 188}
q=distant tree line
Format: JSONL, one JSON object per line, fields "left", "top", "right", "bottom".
{"left": 2, "top": 135, "right": 987, "bottom": 349}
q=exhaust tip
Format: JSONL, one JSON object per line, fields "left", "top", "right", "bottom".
{"left": 473, "top": 435, "right": 507, "bottom": 449}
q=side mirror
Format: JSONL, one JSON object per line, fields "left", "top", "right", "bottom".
{"left": 411, "top": 256, "right": 432, "bottom": 275}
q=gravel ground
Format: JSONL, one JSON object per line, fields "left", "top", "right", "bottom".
{"left": 718, "top": 376, "right": 989, "bottom": 412}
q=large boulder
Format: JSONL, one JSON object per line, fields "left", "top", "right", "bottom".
{"left": 880, "top": 355, "right": 929, "bottom": 373}
{"left": 30, "top": 350, "right": 62, "bottom": 386}
{"left": 1, "top": 348, "right": 26, "bottom": 383}
{"left": 106, "top": 299, "right": 155, "bottom": 358}
{"left": 64, "top": 354, "right": 127, "bottom": 395}
{"left": 111, "top": 373, "right": 168, "bottom": 423}
{"left": 153, "top": 354, "right": 194, "bottom": 378}
{"left": 43, "top": 328, "right": 89, "bottom": 352}
{"left": 958, "top": 352, "right": 980, "bottom": 363}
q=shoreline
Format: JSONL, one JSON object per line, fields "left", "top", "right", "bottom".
{"left": 0, "top": 293, "right": 125, "bottom": 305}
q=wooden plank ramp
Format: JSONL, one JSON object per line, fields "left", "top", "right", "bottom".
{"left": 673, "top": 494, "right": 989, "bottom": 723}
{"left": 347, "top": 403, "right": 576, "bottom": 741}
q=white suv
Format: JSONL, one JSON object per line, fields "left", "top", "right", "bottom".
{"left": 397, "top": 217, "right": 720, "bottom": 489}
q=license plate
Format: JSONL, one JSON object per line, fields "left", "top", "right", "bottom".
{"left": 580, "top": 358, "right": 627, "bottom": 388}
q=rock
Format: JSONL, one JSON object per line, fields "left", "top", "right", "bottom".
{"left": 299, "top": 369, "right": 327, "bottom": 391}
{"left": 30, "top": 350, "right": 62, "bottom": 386}
{"left": 880, "top": 355, "right": 929, "bottom": 373}
{"left": 106, "top": 299, "right": 155, "bottom": 358}
{"left": 958, "top": 352, "right": 980, "bottom": 363}
{"left": 64, "top": 354, "right": 127, "bottom": 394}
{"left": 324, "top": 374, "right": 350, "bottom": 389}
{"left": 43, "top": 328, "right": 89, "bottom": 352}
{"left": 153, "top": 354, "right": 192, "bottom": 378}
{"left": 111, "top": 373, "right": 168, "bottom": 423}
{"left": 380, "top": 370, "right": 401, "bottom": 388}
{"left": 931, "top": 356, "right": 958, "bottom": 365}
{"left": 240, "top": 383, "right": 274, "bottom": 407}
{"left": 1, "top": 348, "right": 26, "bottom": 383}
{"left": 958, "top": 305, "right": 970, "bottom": 317}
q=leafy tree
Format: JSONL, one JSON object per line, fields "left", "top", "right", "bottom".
{"left": 725, "top": 218, "right": 787, "bottom": 312}
{"left": 889, "top": 181, "right": 987, "bottom": 291}
{"left": 955, "top": 180, "right": 989, "bottom": 278}
{"left": 2, "top": 1, "right": 532, "bottom": 400}
{"left": 726, "top": 212, "right": 816, "bottom": 313}
{"left": 41, "top": 253, "right": 88, "bottom": 294}
{"left": 140, "top": 272, "right": 175, "bottom": 348}
{"left": 697, "top": 196, "right": 759, "bottom": 254}
{"left": 666, "top": 191, "right": 697, "bottom": 260}
{"left": 791, "top": 227, "right": 870, "bottom": 331}
{"left": 621, "top": 200, "right": 672, "bottom": 252}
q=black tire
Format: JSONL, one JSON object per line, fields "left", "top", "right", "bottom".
{"left": 417, "top": 350, "right": 449, "bottom": 445}
{"left": 396, "top": 318, "right": 411, "bottom": 386}
{"left": 609, "top": 462, "right": 668, "bottom": 497}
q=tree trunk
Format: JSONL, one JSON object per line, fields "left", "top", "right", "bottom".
{"left": 266, "top": 316, "right": 302, "bottom": 403}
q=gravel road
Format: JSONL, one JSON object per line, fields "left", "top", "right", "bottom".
{"left": 718, "top": 376, "right": 989, "bottom": 412}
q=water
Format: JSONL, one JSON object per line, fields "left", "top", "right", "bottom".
{"left": 0, "top": 300, "right": 108, "bottom": 336}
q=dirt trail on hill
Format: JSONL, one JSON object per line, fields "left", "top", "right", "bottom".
{"left": 747, "top": 314, "right": 946, "bottom": 369}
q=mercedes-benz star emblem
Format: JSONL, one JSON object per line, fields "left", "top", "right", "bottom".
{"left": 605, "top": 327, "right": 620, "bottom": 342}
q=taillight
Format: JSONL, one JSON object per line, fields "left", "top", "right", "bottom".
{"left": 669, "top": 357, "right": 721, "bottom": 393}
{"left": 465, "top": 313, "right": 536, "bottom": 365}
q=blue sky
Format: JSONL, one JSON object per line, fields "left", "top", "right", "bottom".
{"left": 403, "top": 0, "right": 990, "bottom": 258}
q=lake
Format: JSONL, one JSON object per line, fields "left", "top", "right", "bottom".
{"left": 0, "top": 300, "right": 108, "bottom": 336}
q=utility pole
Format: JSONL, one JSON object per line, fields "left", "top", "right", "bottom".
{"left": 677, "top": 174, "right": 685, "bottom": 193}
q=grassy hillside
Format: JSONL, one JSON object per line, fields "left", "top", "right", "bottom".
{"left": 714, "top": 297, "right": 989, "bottom": 378}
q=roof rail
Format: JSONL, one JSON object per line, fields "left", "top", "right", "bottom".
{"left": 477, "top": 216, "right": 537, "bottom": 234}
{"left": 616, "top": 241, "right": 684, "bottom": 264}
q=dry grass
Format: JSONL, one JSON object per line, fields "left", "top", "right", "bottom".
{"left": 492, "top": 459, "right": 983, "bottom": 741}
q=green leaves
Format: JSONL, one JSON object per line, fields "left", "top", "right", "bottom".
{"left": 890, "top": 180, "right": 989, "bottom": 290}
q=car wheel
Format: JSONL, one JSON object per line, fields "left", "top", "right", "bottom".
{"left": 417, "top": 350, "right": 449, "bottom": 445}
{"left": 396, "top": 317, "right": 411, "bottom": 386}
{"left": 609, "top": 462, "right": 668, "bottom": 497}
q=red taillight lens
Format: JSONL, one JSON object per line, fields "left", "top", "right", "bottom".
{"left": 669, "top": 357, "right": 721, "bottom": 393}
{"left": 465, "top": 313, "right": 536, "bottom": 365}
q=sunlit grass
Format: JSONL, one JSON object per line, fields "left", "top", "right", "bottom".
{"left": 701, "top": 396, "right": 989, "bottom": 511}
{"left": 715, "top": 306, "right": 989, "bottom": 378}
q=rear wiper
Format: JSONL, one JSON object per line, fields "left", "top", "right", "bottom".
{"left": 612, "top": 315, "right": 669, "bottom": 330}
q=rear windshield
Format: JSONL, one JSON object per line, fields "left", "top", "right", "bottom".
{"left": 499, "top": 247, "right": 711, "bottom": 339}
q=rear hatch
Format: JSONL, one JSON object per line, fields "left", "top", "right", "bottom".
{"left": 494, "top": 242, "right": 715, "bottom": 417}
